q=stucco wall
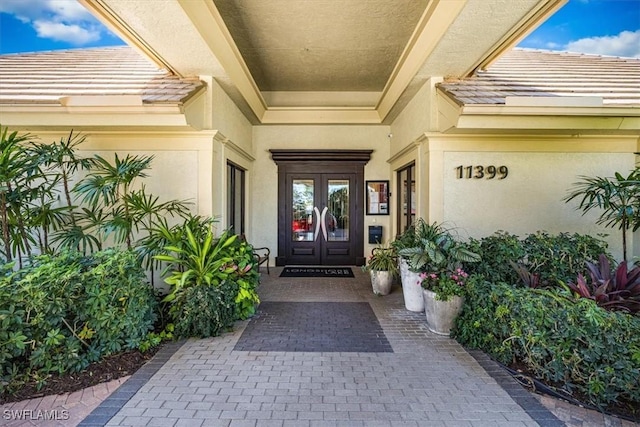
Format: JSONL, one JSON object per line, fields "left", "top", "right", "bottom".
{"left": 210, "top": 78, "right": 253, "bottom": 154}
{"left": 32, "top": 131, "right": 217, "bottom": 219}
{"left": 251, "top": 125, "right": 392, "bottom": 262}
{"left": 425, "top": 135, "right": 637, "bottom": 262}
{"left": 389, "top": 77, "right": 440, "bottom": 159}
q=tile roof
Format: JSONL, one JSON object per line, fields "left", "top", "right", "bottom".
{"left": 438, "top": 48, "right": 640, "bottom": 107}
{"left": 0, "top": 46, "right": 204, "bottom": 105}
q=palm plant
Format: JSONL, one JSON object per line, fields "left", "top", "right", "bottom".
{"left": 564, "top": 168, "right": 640, "bottom": 264}
{"left": 73, "top": 153, "right": 153, "bottom": 249}
{"left": 0, "top": 126, "right": 43, "bottom": 265}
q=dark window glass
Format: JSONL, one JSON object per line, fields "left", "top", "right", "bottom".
{"left": 227, "top": 162, "right": 245, "bottom": 235}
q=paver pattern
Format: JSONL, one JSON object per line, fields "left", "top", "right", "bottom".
{"left": 101, "top": 267, "right": 554, "bottom": 426}
{"left": 0, "top": 377, "right": 128, "bottom": 427}
{"left": 234, "top": 302, "right": 392, "bottom": 353}
{"left": 4, "top": 267, "right": 637, "bottom": 426}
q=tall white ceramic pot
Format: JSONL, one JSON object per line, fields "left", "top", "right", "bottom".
{"left": 370, "top": 270, "right": 393, "bottom": 295}
{"left": 423, "top": 289, "right": 464, "bottom": 335}
{"left": 399, "top": 258, "right": 424, "bottom": 312}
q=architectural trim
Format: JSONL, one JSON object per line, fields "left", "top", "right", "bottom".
{"left": 215, "top": 131, "right": 256, "bottom": 162}
{"left": 437, "top": 91, "right": 640, "bottom": 134}
{"left": 178, "top": 0, "right": 268, "bottom": 121}
{"left": 270, "top": 149, "right": 373, "bottom": 164}
{"left": 79, "top": 0, "right": 176, "bottom": 74}
{"left": 470, "top": 0, "right": 567, "bottom": 74}
{"left": 387, "top": 138, "right": 422, "bottom": 164}
{"left": 375, "top": 0, "right": 466, "bottom": 122}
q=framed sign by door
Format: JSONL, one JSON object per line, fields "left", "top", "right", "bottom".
{"left": 366, "top": 180, "right": 389, "bottom": 215}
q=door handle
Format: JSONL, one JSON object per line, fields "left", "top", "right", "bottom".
{"left": 320, "top": 207, "right": 328, "bottom": 241}
{"left": 313, "top": 207, "right": 321, "bottom": 241}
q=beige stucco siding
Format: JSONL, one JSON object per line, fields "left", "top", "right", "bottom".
{"left": 31, "top": 131, "right": 217, "bottom": 220}
{"left": 424, "top": 135, "right": 636, "bottom": 262}
{"left": 388, "top": 78, "right": 440, "bottom": 159}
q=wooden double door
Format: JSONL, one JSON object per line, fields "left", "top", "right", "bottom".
{"left": 272, "top": 150, "right": 370, "bottom": 266}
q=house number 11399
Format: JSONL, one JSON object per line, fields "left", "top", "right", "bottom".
{"left": 455, "top": 165, "right": 509, "bottom": 180}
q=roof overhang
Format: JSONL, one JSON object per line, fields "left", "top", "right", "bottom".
{"left": 80, "top": 0, "right": 565, "bottom": 125}
{"left": 0, "top": 89, "right": 208, "bottom": 131}
{"left": 437, "top": 90, "right": 640, "bottom": 134}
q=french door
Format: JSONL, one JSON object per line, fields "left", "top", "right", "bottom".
{"left": 271, "top": 150, "right": 370, "bottom": 266}
{"left": 286, "top": 173, "right": 355, "bottom": 265}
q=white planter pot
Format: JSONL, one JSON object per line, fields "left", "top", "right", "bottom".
{"left": 423, "top": 289, "right": 464, "bottom": 335}
{"left": 399, "top": 258, "right": 424, "bottom": 312}
{"left": 370, "top": 270, "right": 393, "bottom": 295}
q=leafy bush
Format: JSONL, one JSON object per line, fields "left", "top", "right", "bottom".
{"left": 453, "top": 280, "right": 640, "bottom": 412}
{"left": 466, "top": 231, "right": 609, "bottom": 287}
{"left": 171, "top": 281, "right": 238, "bottom": 338}
{"left": 154, "top": 219, "right": 261, "bottom": 337}
{"left": 0, "top": 250, "right": 156, "bottom": 392}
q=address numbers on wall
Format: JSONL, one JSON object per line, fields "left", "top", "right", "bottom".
{"left": 455, "top": 165, "right": 509, "bottom": 180}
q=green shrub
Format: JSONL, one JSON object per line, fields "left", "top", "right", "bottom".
{"left": 154, "top": 220, "right": 261, "bottom": 337}
{"left": 453, "top": 280, "right": 640, "bottom": 412}
{"left": 465, "top": 231, "right": 524, "bottom": 284}
{"left": 171, "top": 280, "right": 237, "bottom": 338}
{"left": 467, "top": 231, "right": 609, "bottom": 287}
{"left": 0, "top": 249, "right": 156, "bottom": 392}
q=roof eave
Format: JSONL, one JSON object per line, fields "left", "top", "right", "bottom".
{"left": 437, "top": 91, "right": 640, "bottom": 134}
{"left": 0, "top": 103, "right": 197, "bottom": 130}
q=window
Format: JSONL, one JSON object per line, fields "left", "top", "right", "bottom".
{"left": 227, "top": 162, "right": 245, "bottom": 235}
{"left": 396, "top": 163, "right": 415, "bottom": 234}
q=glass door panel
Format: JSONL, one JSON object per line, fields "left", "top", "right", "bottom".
{"left": 326, "top": 179, "right": 349, "bottom": 242}
{"left": 292, "top": 179, "right": 315, "bottom": 242}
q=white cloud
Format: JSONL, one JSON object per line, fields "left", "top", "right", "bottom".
{"left": 34, "top": 20, "right": 100, "bottom": 45}
{"left": 565, "top": 30, "right": 640, "bottom": 58}
{"left": 0, "top": 0, "right": 104, "bottom": 46}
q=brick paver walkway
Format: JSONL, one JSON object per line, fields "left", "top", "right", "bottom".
{"left": 87, "top": 267, "right": 561, "bottom": 426}
{"left": 4, "top": 267, "right": 637, "bottom": 426}
{"left": 1, "top": 377, "right": 129, "bottom": 427}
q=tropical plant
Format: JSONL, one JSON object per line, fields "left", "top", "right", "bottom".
{"left": 63, "top": 153, "right": 191, "bottom": 261}
{"left": 510, "top": 261, "right": 541, "bottom": 289}
{"left": 363, "top": 243, "right": 398, "bottom": 274}
{"left": 397, "top": 221, "right": 480, "bottom": 273}
{"left": 564, "top": 167, "right": 640, "bottom": 264}
{"left": 29, "top": 131, "right": 97, "bottom": 254}
{"left": 73, "top": 153, "right": 153, "bottom": 249}
{"left": 566, "top": 254, "right": 640, "bottom": 314}
{"left": 152, "top": 219, "right": 261, "bottom": 337}
{"left": 31, "top": 131, "right": 96, "bottom": 222}
{"left": 155, "top": 225, "right": 238, "bottom": 302}
{"left": 0, "top": 126, "right": 41, "bottom": 265}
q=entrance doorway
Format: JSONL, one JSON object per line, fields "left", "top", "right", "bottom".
{"left": 271, "top": 150, "right": 371, "bottom": 266}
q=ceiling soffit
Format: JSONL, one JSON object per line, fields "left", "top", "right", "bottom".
{"left": 82, "top": 0, "right": 564, "bottom": 125}
{"left": 213, "top": 0, "right": 429, "bottom": 93}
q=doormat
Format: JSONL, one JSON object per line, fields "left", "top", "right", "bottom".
{"left": 234, "top": 302, "right": 393, "bottom": 352}
{"left": 279, "top": 266, "right": 354, "bottom": 278}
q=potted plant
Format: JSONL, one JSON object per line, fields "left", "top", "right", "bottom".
{"left": 419, "top": 268, "right": 475, "bottom": 335}
{"left": 397, "top": 220, "right": 480, "bottom": 321}
{"left": 363, "top": 244, "right": 398, "bottom": 295}
{"left": 392, "top": 220, "right": 449, "bottom": 312}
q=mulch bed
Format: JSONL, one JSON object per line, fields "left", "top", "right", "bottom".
{"left": 506, "top": 360, "right": 639, "bottom": 423}
{"left": 0, "top": 346, "right": 160, "bottom": 405}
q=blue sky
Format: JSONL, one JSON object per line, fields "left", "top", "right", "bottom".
{"left": 0, "top": 0, "right": 639, "bottom": 57}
